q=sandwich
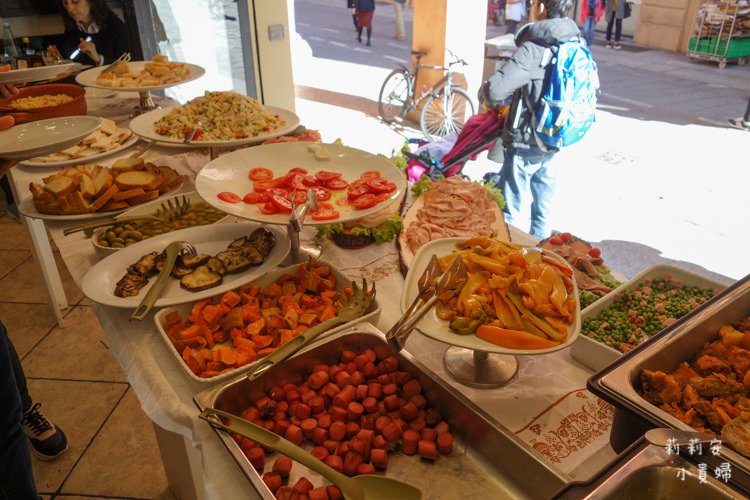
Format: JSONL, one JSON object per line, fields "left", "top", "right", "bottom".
{"left": 316, "top": 192, "right": 405, "bottom": 248}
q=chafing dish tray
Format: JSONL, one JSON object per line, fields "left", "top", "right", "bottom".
{"left": 588, "top": 274, "right": 750, "bottom": 461}
{"left": 194, "top": 322, "right": 569, "bottom": 499}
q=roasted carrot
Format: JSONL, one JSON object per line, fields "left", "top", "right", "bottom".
{"left": 201, "top": 304, "right": 225, "bottom": 326}
{"left": 221, "top": 290, "right": 241, "bottom": 308}
{"left": 475, "top": 325, "right": 561, "bottom": 350}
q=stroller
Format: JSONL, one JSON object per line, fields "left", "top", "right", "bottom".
{"left": 403, "top": 108, "right": 506, "bottom": 181}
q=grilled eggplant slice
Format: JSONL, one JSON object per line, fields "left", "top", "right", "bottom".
{"left": 181, "top": 253, "right": 211, "bottom": 268}
{"left": 114, "top": 273, "right": 149, "bottom": 297}
{"left": 216, "top": 251, "right": 252, "bottom": 274}
{"left": 180, "top": 265, "right": 223, "bottom": 292}
{"left": 206, "top": 256, "right": 227, "bottom": 275}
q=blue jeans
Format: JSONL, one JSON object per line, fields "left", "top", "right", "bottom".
{"left": 498, "top": 146, "right": 558, "bottom": 239}
{"left": 0, "top": 321, "right": 40, "bottom": 500}
{"left": 582, "top": 16, "right": 596, "bottom": 47}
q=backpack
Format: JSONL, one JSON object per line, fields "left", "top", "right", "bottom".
{"left": 525, "top": 38, "right": 599, "bottom": 149}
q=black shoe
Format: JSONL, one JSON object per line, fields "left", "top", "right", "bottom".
{"left": 729, "top": 118, "right": 750, "bottom": 131}
{"left": 22, "top": 403, "right": 69, "bottom": 461}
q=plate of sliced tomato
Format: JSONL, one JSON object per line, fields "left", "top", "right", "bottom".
{"left": 195, "top": 142, "right": 407, "bottom": 225}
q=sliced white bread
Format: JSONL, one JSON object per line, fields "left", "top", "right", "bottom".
{"left": 111, "top": 157, "right": 145, "bottom": 173}
{"left": 127, "top": 189, "right": 160, "bottom": 205}
{"left": 43, "top": 175, "right": 78, "bottom": 197}
{"left": 75, "top": 172, "right": 96, "bottom": 199}
{"left": 91, "top": 166, "right": 114, "bottom": 198}
{"left": 89, "top": 183, "right": 119, "bottom": 212}
{"left": 114, "top": 170, "right": 162, "bottom": 192}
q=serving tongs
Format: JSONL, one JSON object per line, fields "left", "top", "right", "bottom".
{"left": 386, "top": 254, "right": 468, "bottom": 351}
{"left": 130, "top": 240, "right": 197, "bottom": 321}
{"left": 101, "top": 52, "right": 131, "bottom": 74}
{"left": 63, "top": 195, "right": 191, "bottom": 237}
{"left": 245, "top": 279, "right": 375, "bottom": 381}
{"left": 183, "top": 118, "right": 210, "bottom": 144}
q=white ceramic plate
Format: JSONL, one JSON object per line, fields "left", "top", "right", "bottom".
{"left": 84, "top": 87, "right": 116, "bottom": 99}
{"left": 0, "top": 116, "right": 102, "bottom": 160}
{"left": 195, "top": 142, "right": 407, "bottom": 225}
{"left": 17, "top": 182, "right": 188, "bottom": 221}
{"left": 19, "top": 134, "right": 138, "bottom": 167}
{"left": 401, "top": 238, "right": 581, "bottom": 355}
{"left": 75, "top": 61, "right": 206, "bottom": 92}
{"left": 81, "top": 223, "right": 290, "bottom": 309}
{"left": 0, "top": 62, "right": 84, "bottom": 85}
{"left": 154, "top": 261, "right": 382, "bottom": 383}
{"left": 128, "top": 105, "right": 301, "bottom": 148}
{"left": 90, "top": 191, "right": 230, "bottom": 256}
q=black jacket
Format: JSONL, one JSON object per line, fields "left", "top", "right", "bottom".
{"left": 486, "top": 18, "right": 581, "bottom": 150}
{"left": 62, "top": 11, "right": 130, "bottom": 66}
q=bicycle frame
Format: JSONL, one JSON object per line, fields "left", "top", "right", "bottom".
{"left": 404, "top": 54, "right": 457, "bottom": 111}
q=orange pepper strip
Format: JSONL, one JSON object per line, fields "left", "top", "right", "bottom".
{"left": 476, "top": 325, "right": 561, "bottom": 350}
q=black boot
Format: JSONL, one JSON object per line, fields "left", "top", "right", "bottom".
{"left": 357, "top": 27, "right": 362, "bottom": 43}
{"left": 366, "top": 28, "right": 371, "bottom": 46}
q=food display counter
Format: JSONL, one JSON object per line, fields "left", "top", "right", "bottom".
{"left": 4, "top": 88, "right": 740, "bottom": 499}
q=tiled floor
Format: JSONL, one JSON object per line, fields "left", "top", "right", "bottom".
{"left": 0, "top": 201, "right": 175, "bottom": 499}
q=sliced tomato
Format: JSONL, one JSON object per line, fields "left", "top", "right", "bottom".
{"left": 301, "top": 175, "right": 320, "bottom": 187}
{"left": 289, "top": 174, "right": 310, "bottom": 191}
{"left": 352, "top": 193, "right": 378, "bottom": 209}
{"left": 347, "top": 184, "right": 371, "bottom": 201}
{"left": 326, "top": 178, "right": 349, "bottom": 190}
{"left": 253, "top": 180, "right": 277, "bottom": 192}
{"left": 366, "top": 178, "right": 397, "bottom": 193}
{"left": 291, "top": 189, "right": 308, "bottom": 205}
{"left": 270, "top": 194, "right": 293, "bottom": 213}
{"left": 243, "top": 192, "right": 270, "bottom": 204}
{"left": 258, "top": 201, "right": 280, "bottom": 214}
{"left": 218, "top": 191, "right": 242, "bottom": 203}
{"left": 314, "top": 171, "right": 343, "bottom": 182}
{"left": 289, "top": 167, "right": 308, "bottom": 174}
{"left": 374, "top": 193, "right": 391, "bottom": 204}
{"left": 273, "top": 173, "right": 295, "bottom": 188}
{"left": 268, "top": 188, "right": 291, "bottom": 200}
{"left": 310, "top": 202, "right": 340, "bottom": 221}
{"left": 249, "top": 167, "right": 274, "bottom": 181}
{"left": 359, "top": 170, "right": 381, "bottom": 180}
{"left": 311, "top": 186, "right": 332, "bottom": 202}
{"left": 191, "top": 129, "right": 203, "bottom": 140}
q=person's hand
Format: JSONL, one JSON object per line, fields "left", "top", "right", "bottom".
{"left": 79, "top": 38, "right": 101, "bottom": 64}
{"left": 47, "top": 45, "right": 63, "bottom": 61}
{"left": 0, "top": 113, "right": 18, "bottom": 178}
{"left": 0, "top": 84, "right": 19, "bottom": 99}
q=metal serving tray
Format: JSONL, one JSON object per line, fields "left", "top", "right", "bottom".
{"left": 572, "top": 264, "right": 727, "bottom": 372}
{"left": 193, "top": 322, "right": 569, "bottom": 499}
{"left": 587, "top": 274, "right": 750, "bottom": 467}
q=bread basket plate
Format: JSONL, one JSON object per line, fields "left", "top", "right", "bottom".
{"left": 17, "top": 181, "right": 188, "bottom": 221}
{"left": 128, "top": 105, "right": 300, "bottom": 148}
{"left": 195, "top": 142, "right": 407, "bottom": 225}
{"left": 0, "top": 116, "right": 101, "bottom": 160}
{"left": 0, "top": 62, "right": 85, "bottom": 85}
{"left": 154, "top": 261, "right": 381, "bottom": 383}
{"left": 401, "top": 237, "right": 581, "bottom": 355}
{"left": 18, "top": 134, "right": 138, "bottom": 168}
{"left": 75, "top": 61, "right": 206, "bottom": 92}
{"left": 81, "top": 223, "right": 290, "bottom": 309}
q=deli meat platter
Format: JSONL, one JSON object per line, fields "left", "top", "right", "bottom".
{"left": 194, "top": 323, "right": 568, "bottom": 499}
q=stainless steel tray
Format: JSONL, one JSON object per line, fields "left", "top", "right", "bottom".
{"left": 193, "top": 322, "right": 569, "bottom": 499}
{"left": 572, "top": 264, "right": 727, "bottom": 372}
{"left": 588, "top": 274, "right": 750, "bottom": 467}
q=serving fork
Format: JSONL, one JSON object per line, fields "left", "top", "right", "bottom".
{"left": 101, "top": 52, "right": 131, "bottom": 74}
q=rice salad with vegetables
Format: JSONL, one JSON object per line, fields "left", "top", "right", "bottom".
{"left": 153, "top": 91, "right": 285, "bottom": 141}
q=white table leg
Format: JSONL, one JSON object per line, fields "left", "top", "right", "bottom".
{"left": 152, "top": 424, "right": 205, "bottom": 500}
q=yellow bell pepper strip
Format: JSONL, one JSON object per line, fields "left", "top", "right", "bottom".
{"left": 492, "top": 289, "right": 523, "bottom": 330}
{"left": 457, "top": 270, "right": 489, "bottom": 315}
{"left": 541, "top": 255, "right": 574, "bottom": 277}
{"left": 507, "top": 289, "right": 568, "bottom": 341}
{"left": 476, "top": 324, "right": 561, "bottom": 350}
{"left": 467, "top": 251, "right": 508, "bottom": 275}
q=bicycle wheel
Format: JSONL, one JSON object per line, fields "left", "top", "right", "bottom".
{"left": 420, "top": 87, "right": 475, "bottom": 142}
{"left": 378, "top": 69, "right": 411, "bottom": 123}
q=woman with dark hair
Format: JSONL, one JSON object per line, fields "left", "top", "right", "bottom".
{"left": 51, "top": 0, "right": 130, "bottom": 66}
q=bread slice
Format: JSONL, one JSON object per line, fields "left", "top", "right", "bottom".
{"left": 91, "top": 165, "right": 113, "bottom": 197}
{"left": 112, "top": 65, "right": 131, "bottom": 76}
{"left": 114, "top": 170, "right": 161, "bottom": 191}
{"left": 111, "top": 157, "right": 145, "bottom": 173}
{"left": 43, "top": 175, "right": 78, "bottom": 197}
{"left": 76, "top": 172, "right": 96, "bottom": 199}
{"left": 112, "top": 187, "right": 146, "bottom": 202}
{"left": 66, "top": 191, "right": 91, "bottom": 214}
{"left": 89, "top": 183, "right": 119, "bottom": 212}
{"left": 152, "top": 54, "right": 169, "bottom": 63}
{"left": 100, "top": 200, "right": 130, "bottom": 212}
{"left": 99, "top": 118, "right": 117, "bottom": 136}
{"left": 127, "top": 189, "right": 160, "bottom": 205}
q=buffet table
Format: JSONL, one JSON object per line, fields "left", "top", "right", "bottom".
{"left": 6, "top": 93, "right": 652, "bottom": 499}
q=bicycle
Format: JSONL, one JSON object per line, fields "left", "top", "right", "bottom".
{"left": 378, "top": 49, "right": 476, "bottom": 142}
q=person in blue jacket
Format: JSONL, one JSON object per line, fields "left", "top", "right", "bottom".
{"left": 481, "top": 0, "right": 579, "bottom": 239}
{"left": 354, "top": 0, "right": 375, "bottom": 46}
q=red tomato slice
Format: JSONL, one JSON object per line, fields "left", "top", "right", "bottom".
{"left": 289, "top": 174, "right": 310, "bottom": 191}
{"left": 366, "top": 178, "right": 397, "bottom": 193}
{"left": 289, "top": 167, "right": 308, "bottom": 174}
{"left": 359, "top": 170, "right": 381, "bottom": 180}
{"left": 311, "top": 186, "right": 332, "bottom": 201}
{"left": 270, "top": 194, "right": 293, "bottom": 213}
{"left": 253, "top": 180, "right": 277, "bottom": 192}
{"left": 258, "top": 201, "right": 280, "bottom": 214}
{"left": 374, "top": 193, "right": 391, "bottom": 204}
{"left": 273, "top": 173, "right": 295, "bottom": 188}
{"left": 301, "top": 175, "right": 320, "bottom": 187}
{"left": 314, "top": 171, "right": 343, "bottom": 182}
{"left": 249, "top": 167, "right": 274, "bottom": 181}
{"left": 268, "top": 188, "right": 291, "bottom": 200}
{"left": 352, "top": 193, "right": 378, "bottom": 209}
{"left": 326, "top": 178, "right": 349, "bottom": 190}
{"left": 310, "top": 202, "right": 340, "bottom": 221}
{"left": 218, "top": 191, "right": 242, "bottom": 203}
{"left": 243, "top": 192, "right": 270, "bottom": 204}
{"left": 291, "top": 189, "right": 308, "bottom": 205}
{"left": 347, "top": 184, "right": 371, "bottom": 201}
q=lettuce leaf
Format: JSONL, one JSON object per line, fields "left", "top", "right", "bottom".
{"left": 315, "top": 213, "right": 404, "bottom": 244}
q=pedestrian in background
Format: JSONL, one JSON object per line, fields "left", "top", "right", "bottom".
{"left": 347, "top": 0, "right": 358, "bottom": 31}
{"left": 481, "top": 0, "right": 581, "bottom": 239}
{"left": 580, "top": 0, "right": 604, "bottom": 47}
{"left": 504, "top": 0, "right": 526, "bottom": 35}
{"left": 604, "top": 0, "right": 625, "bottom": 49}
{"left": 392, "top": 0, "right": 406, "bottom": 41}
{"left": 354, "top": 0, "right": 375, "bottom": 47}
